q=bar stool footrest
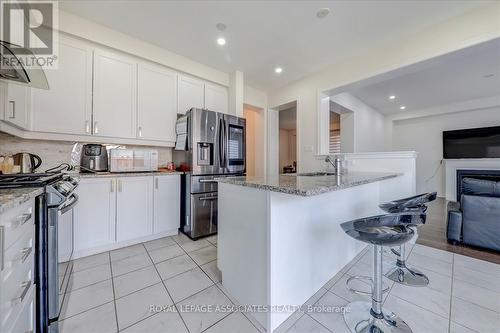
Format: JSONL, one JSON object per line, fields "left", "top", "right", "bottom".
{"left": 346, "top": 275, "right": 390, "bottom": 296}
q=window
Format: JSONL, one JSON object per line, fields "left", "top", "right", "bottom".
{"left": 329, "top": 129, "right": 341, "bottom": 154}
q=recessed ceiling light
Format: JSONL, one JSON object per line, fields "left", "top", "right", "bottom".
{"left": 389, "top": 95, "right": 396, "bottom": 100}
{"left": 275, "top": 67, "right": 283, "bottom": 74}
{"left": 216, "top": 23, "right": 227, "bottom": 31}
{"left": 217, "top": 38, "right": 226, "bottom": 46}
{"left": 316, "top": 8, "right": 330, "bottom": 19}
{"left": 400, "top": 106, "right": 406, "bottom": 110}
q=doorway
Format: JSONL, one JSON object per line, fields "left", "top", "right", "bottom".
{"left": 278, "top": 102, "right": 297, "bottom": 174}
{"left": 244, "top": 104, "right": 265, "bottom": 177}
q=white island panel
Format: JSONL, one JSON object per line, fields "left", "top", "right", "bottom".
{"left": 218, "top": 179, "right": 390, "bottom": 331}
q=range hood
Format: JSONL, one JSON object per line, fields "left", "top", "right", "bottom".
{"left": 0, "top": 40, "right": 49, "bottom": 90}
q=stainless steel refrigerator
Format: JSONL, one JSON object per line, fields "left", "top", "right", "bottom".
{"left": 174, "top": 108, "right": 246, "bottom": 239}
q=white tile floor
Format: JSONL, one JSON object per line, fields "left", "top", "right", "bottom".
{"left": 58, "top": 234, "right": 500, "bottom": 333}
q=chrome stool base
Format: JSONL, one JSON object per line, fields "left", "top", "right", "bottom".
{"left": 344, "top": 301, "right": 412, "bottom": 333}
{"left": 385, "top": 263, "right": 429, "bottom": 286}
{"left": 346, "top": 275, "right": 390, "bottom": 296}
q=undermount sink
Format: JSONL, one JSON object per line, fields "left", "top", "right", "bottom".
{"left": 296, "top": 172, "right": 338, "bottom": 176}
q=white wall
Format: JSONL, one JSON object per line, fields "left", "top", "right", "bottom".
{"left": 267, "top": 3, "right": 500, "bottom": 172}
{"left": 330, "top": 93, "right": 386, "bottom": 153}
{"left": 391, "top": 107, "right": 500, "bottom": 196}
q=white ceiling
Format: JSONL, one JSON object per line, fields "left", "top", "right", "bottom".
{"left": 58, "top": 0, "right": 493, "bottom": 91}
{"left": 344, "top": 38, "right": 500, "bottom": 114}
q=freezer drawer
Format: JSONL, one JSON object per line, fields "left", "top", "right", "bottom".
{"left": 190, "top": 175, "right": 219, "bottom": 194}
{"left": 184, "top": 192, "right": 218, "bottom": 239}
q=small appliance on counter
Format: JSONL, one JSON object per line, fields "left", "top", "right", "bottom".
{"left": 109, "top": 149, "right": 158, "bottom": 172}
{"left": 13, "top": 152, "right": 42, "bottom": 173}
{"left": 80, "top": 144, "right": 108, "bottom": 172}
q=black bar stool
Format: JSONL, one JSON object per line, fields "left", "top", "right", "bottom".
{"left": 379, "top": 192, "right": 437, "bottom": 286}
{"left": 341, "top": 212, "right": 426, "bottom": 333}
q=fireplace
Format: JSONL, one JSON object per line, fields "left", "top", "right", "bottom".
{"left": 456, "top": 169, "right": 500, "bottom": 200}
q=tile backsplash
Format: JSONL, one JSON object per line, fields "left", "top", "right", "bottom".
{"left": 0, "top": 132, "right": 173, "bottom": 172}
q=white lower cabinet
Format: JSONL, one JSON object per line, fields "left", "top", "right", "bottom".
{"left": 73, "top": 177, "right": 116, "bottom": 253}
{"left": 154, "top": 176, "right": 180, "bottom": 234}
{"left": 116, "top": 176, "right": 154, "bottom": 242}
{"left": 73, "top": 174, "right": 180, "bottom": 257}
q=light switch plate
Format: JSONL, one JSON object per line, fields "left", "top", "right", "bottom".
{"left": 303, "top": 145, "right": 313, "bottom": 152}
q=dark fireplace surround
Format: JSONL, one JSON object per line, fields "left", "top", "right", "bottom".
{"left": 456, "top": 169, "right": 500, "bottom": 201}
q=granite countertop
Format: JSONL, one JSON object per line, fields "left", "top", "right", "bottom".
{"left": 0, "top": 187, "right": 44, "bottom": 214}
{"left": 216, "top": 171, "right": 401, "bottom": 196}
{"left": 77, "top": 171, "right": 183, "bottom": 178}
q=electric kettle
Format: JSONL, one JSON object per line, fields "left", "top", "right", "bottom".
{"left": 13, "top": 153, "right": 42, "bottom": 173}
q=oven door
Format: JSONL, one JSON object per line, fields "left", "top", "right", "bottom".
{"left": 48, "top": 193, "right": 78, "bottom": 329}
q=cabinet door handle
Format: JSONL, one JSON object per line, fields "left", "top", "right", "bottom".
{"left": 11, "top": 280, "right": 31, "bottom": 305}
{"left": 94, "top": 121, "right": 99, "bottom": 134}
{"left": 9, "top": 101, "right": 15, "bottom": 119}
{"left": 155, "top": 178, "right": 159, "bottom": 189}
{"left": 110, "top": 180, "right": 114, "bottom": 192}
{"left": 138, "top": 126, "right": 142, "bottom": 138}
{"left": 85, "top": 120, "right": 90, "bottom": 134}
{"left": 118, "top": 180, "right": 122, "bottom": 192}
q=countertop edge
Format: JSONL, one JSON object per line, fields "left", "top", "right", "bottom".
{"left": 217, "top": 173, "right": 401, "bottom": 196}
{"left": 77, "top": 171, "right": 184, "bottom": 178}
{"left": 0, "top": 187, "right": 44, "bottom": 214}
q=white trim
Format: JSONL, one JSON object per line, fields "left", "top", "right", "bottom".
{"left": 444, "top": 158, "right": 500, "bottom": 201}
{"left": 0, "top": 121, "right": 175, "bottom": 147}
{"left": 72, "top": 229, "right": 178, "bottom": 260}
{"left": 315, "top": 151, "right": 418, "bottom": 160}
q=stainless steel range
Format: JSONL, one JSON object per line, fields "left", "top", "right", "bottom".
{"left": 174, "top": 108, "right": 246, "bottom": 239}
{"left": 0, "top": 173, "right": 79, "bottom": 333}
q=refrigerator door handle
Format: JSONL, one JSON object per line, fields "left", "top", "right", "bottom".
{"left": 223, "top": 119, "right": 228, "bottom": 169}
{"left": 218, "top": 118, "right": 224, "bottom": 167}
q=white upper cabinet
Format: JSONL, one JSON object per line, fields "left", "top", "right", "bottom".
{"left": 93, "top": 49, "right": 137, "bottom": 138}
{"left": 31, "top": 36, "right": 93, "bottom": 135}
{"left": 204, "top": 82, "right": 229, "bottom": 114}
{"left": 137, "top": 63, "right": 177, "bottom": 142}
{"left": 4, "top": 83, "right": 30, "bottom": 129}
{"left": 178, "top": 75, "right": 204, "bottom": 114}
{"left": 116, "top": 176, "right": 153, "bottom": 242}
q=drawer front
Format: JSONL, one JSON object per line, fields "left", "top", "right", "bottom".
{"left": 7, "top": 284, "right": 35, "bottom": 333}
{"left": 3, "top": 224, "right": 34, "bottom": 273}
{"left": 0, "top": 250, "right": 34, "bottom": 329}
{"left": 1, "top": 199, "right": 35, "bottom": 250}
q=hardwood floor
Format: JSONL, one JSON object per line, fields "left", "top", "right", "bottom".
{"left": 416, "top": 197, "right": 500, "bottom": 264}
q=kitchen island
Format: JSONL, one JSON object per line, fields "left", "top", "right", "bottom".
{"left": 217, "top": 171, "right": 410, "bottom": 332}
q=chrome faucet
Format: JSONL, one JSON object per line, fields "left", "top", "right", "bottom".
{"left": 325, "top": 155, "right": 342, "bottom": 174}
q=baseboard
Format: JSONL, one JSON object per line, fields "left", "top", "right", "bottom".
{"left": 71, "top": 228, "right": 178, "bottom": 260}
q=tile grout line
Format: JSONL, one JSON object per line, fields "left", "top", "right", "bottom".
{"left": 142, "top": 240, "right": 192, "bottom": 333}
{"left": 174, "top": 235, "right": 262, "bottom": 333}
{"left": 108, "top": 251, "right": 120, "bottom": 333}
{"left": 305, "top": 313, "right": 335, "bottom": 333}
